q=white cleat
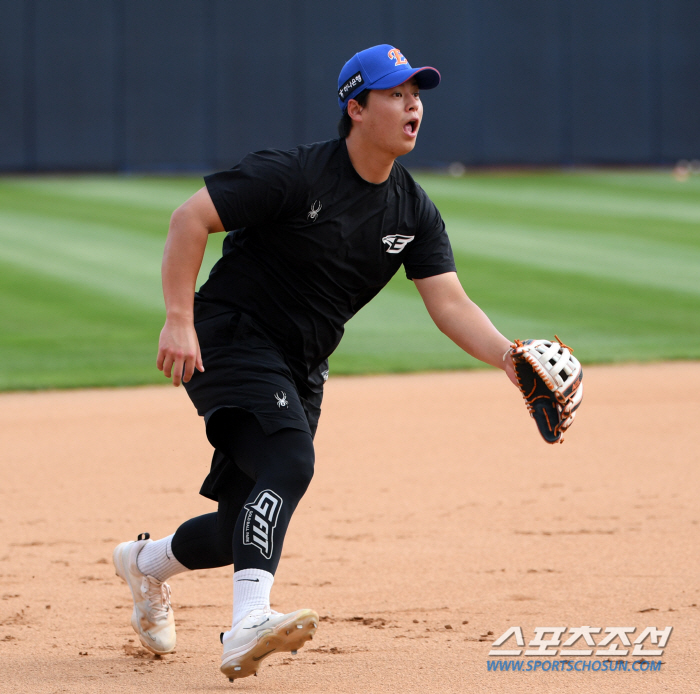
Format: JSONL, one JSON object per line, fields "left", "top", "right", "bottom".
{"left": 113, "top": 533, "right": 176, "bottom": 655}
{"left": 221, "top": 608, "right": 318, "bottom": 681}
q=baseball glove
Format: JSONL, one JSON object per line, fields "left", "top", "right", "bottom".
{"left": 508, "top": 336, "right": 583, "bottom": 444}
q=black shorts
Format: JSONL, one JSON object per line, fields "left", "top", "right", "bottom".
{"left": 184, "top": 300, "right": 324, "bottom": 438}
{"left": 184, "top": 300, "right": 325, "bottom": 502}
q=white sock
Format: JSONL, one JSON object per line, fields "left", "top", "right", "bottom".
{"left": 136, "top": 534, "right": 188, "bottom": 582}
{"left": 225, "top": 568, "right": 274, "bottom": 638}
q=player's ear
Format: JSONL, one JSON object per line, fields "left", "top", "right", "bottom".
{"left": 347, "top": 98, "right": 364, "bottom": 123}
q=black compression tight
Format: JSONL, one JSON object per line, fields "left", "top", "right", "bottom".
{"left": 170, "top": 409, "right": 314, "bottom": 575}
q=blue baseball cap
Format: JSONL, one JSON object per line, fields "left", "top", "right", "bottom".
{"left": 338, "top": 44, "right": 441, "bottom": 111}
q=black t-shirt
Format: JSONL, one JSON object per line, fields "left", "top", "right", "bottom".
{"left": 200, "top": 137, "right": 455, "bottom": 388}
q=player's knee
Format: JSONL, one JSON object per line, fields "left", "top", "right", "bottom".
{"left": 269, "top": 434, "right": 315, "bottom": 499}
{"left": 283, "top": 448, "right": 315, "bottom": 498}
{"left": 295, "top": 453, "right": 315, "bottom": 492}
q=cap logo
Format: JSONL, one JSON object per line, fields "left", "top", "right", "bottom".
{"left": 387, "top": 48, "right": 408, "bottom": 66}
{"left": 338, "top": 71, "right": 364, "bottom": 102}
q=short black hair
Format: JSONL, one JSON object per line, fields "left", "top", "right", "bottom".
{"left": 337, "top": 89, "right": 371, "bottom": 138}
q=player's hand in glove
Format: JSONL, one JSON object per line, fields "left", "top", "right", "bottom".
{"left": 507, "top": 336, "right": 583, "bottom": 444}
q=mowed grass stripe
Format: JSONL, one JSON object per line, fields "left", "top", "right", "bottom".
{"left": 0, "top": 210, "right": 163, "bottom": 307}
{"left": 453, "top": 251, "right": 700, "bottom": 337}
{"left": 434, "top": 197, "right": 700, "bottom": 249}
{"left": 0, "top": 179, "right": 199, "bottom": 240}
{"left": 590, "top": 171, "right": 700, "bottom": 194}
{"left": 0, "top": 209, "right": 224, "bottom": 309}
{"left": 0, "top": 176, "right": 203, "bottom": 212}
{"left": 441, "top": 217, "right": 700, "bottom": 296}
{"left": 0, "top": 259, "right": 162, "bottom": 390}
{"left": 420, "top": 173, "right": 700, "bottom": 225}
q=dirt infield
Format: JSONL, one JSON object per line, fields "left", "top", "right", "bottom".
{"left": 1, "top": 363, "right": 698, "bottom": 693}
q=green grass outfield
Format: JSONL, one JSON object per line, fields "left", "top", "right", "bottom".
{"left": 1, "top": 170, "right": 699, "bottom": 390}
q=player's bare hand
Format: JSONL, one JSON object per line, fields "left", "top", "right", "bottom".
{"left": 157, "top": 317, "right": 204, "bottom": 387}
{"left": 503, "top": 351, "right": 519, "bottom": 388}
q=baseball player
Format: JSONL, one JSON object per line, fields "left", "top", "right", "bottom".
{"left": 113, "top": 44, "right": 519, "bottom": 681}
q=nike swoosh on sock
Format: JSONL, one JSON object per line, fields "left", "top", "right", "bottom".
{"left": 236, "top": 578, "right": 260, "bottom": 582}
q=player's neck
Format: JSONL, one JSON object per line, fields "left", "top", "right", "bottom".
{"left": 344, "top": 133, "right": 396, "bottom": 184}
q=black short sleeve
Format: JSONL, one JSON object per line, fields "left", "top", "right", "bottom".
{"left": 204, "top": 148, "right": 307, "bottom": 231}
{"left": 402, "top": 194, "right": 456, "bottom": 280}
{"left": 199, "top": 139, "right": 458, "bottom": 391}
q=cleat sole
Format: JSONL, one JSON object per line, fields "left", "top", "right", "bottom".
{"left": 221, "top": 609, "right": 318, "bottom": 680}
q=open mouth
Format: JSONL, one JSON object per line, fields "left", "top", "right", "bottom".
{"left": 403, "top": 119, "right": 419, "bottom": 136}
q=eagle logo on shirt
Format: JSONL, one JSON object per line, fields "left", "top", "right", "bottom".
{"left": 382, "top": 234, "right": 415, "bottom": 254}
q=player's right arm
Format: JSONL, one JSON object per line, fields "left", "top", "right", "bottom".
{"left": 157, "top": 187, "right": 225, "bottom": 386}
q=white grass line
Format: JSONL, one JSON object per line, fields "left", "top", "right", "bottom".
{"left": 587, "top": 172, "right": 700, "bottom": 194}
{"left": 422, "top": 178, "right": 700, "bottom": 225}
{"left": 1, "top": 177, "right": 201, "bottom": 212}
{"left": 445, "top": 217, "right": 700, "bottom": 296}
{"left": 0, "top": 211, "right": 220, "bottom": 308}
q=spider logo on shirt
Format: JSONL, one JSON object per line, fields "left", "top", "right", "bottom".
{"left": 274, "top": 391, "right": 289, "bottom": 408}
{"left": 307, "top": 200, "right": 322, "bottom": 221}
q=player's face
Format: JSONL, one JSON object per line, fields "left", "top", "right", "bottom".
{"left": 361, "top": 78, "right": 423, "bottom": 157}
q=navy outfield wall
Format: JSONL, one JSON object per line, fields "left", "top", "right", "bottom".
{"left": 1, "top": 0, "right": 698, "bottom": 172}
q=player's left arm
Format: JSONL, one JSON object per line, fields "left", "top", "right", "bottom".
{"left": 414, "top": 272, "right": 518, "bottom": 387}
